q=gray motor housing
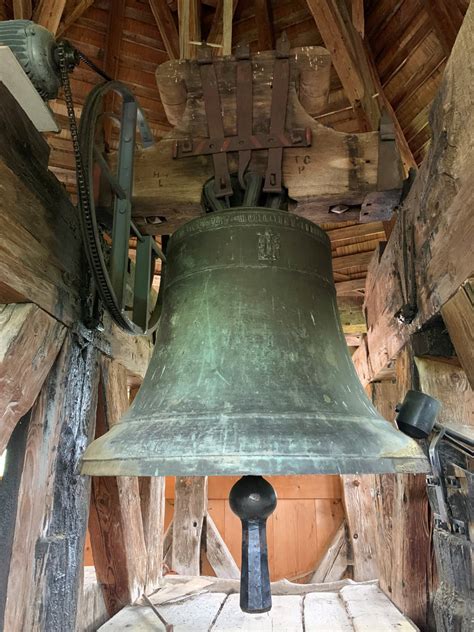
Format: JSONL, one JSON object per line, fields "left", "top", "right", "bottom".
{"left": 0, "top": 20, "right": 61, "bottom": 99}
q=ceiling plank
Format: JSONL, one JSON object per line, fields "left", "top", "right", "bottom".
{"left": 56, "top": 0, "right": 95, "bottom": 37}
{"left": 178, "top": 0, "right": 201, "bottom": 59}
{"left": 305, "top": 0, "right": 379, "bottom": 131}
{"left": 149, "top": 0, "right": 180, "bottom": 60}
{"left": 12, "top": 0, "right": 32, "bottom": 20}
{"left": 421, "top": 0, "right": 464, "bottom": 57}
{"left": 255, "top": 0, "right": 275, "bottom": 51}
{"left": 33, "top": 0, "right": 67, "bottom": 35}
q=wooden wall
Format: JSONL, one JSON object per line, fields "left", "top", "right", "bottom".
{"left": 165, "top": 475, "right": 344, "bottom": 582}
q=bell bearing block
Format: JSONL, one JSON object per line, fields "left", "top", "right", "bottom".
{"left": 82, "top": 207, "right": 429, "bottom": 477}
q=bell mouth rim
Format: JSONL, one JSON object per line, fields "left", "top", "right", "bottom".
{"left": 81, "top": 453, "right": 430, "bottom": 477}
{"left": 169, "top": 206, "right": 330, "bottom": 248}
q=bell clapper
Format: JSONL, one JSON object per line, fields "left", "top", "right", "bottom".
{"left": 229, "top": 476, "right": 277, "bottom": 614}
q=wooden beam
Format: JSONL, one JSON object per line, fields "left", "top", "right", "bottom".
{"left": 207, "top": 0, "right": 237, "bottom": 55}
{"left": 57, "top": 0, "right": 95, "bottom": 37}
{"left": 351, "top": 0, "right": 364, "bottom": 38}
{"left": 134, "top": 47, "right": 392, "bottom": 224}
{"left": 205, "top": 513, "right": 240, "bottom": 579}
{"left": 149, "top": 0, "right": 180, "bottom": 59}
{"left": 352, "top": 4, "right": 474, "bottom": 384}
{"left": 341, "top": 475, "right": 378, "bottom": 581}
{"left": 89, "top": 358, "right": 147, "bottom": 615}
{"left": 441, "top": 278, "right": 474, "bottom": 389}
{"left": 172, "top": 476, "right": 208, "bottom": 575}
{"left": 4, "top": 333, "right": 100, "bottom": 631}
{"left": 12, "top": 0, "right": 32, "bottom": 19}
{"left": 368, "top": 347, "right": 436, "bottom": 630}
{"left": 255, "top": 0, "right": 274, "bottom": 51}
{"left": 306, "top": 0, "right": 380, "bottom": 131}
{"left": 0, "top": 303, "right": 65, "bottom": 454}
{"left": 33, "top": 0, "right": 67, "bottom": 35}
{"left": 310, "top": 522, "right": 348, "bottom": 583}
{"left": 0, "top": 413, "right": 30, "bottom": 631}
{"left": 0, "top": 84, "right": 153, "bottom": 381}
{"left": 178, "top": 0, "right": 201, "bottom": 59}
{"left": 140, "top": 477, "right": 166, "bottom": 593}
{"left": 421, "top": 0, "right": 465, "bottom": 57}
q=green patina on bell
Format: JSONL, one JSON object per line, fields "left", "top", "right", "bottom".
{"left": 82, "top": 207, "right": 428, "bottom": 477}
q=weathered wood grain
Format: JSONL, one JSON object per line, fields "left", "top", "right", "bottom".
{"left": 140, "top": 476, "right": 166, "bottom": 592}
{"left": 89, "top": 358, "right": 148, "bottom": 615}
{"left": 441, "top": 278, "right": 474, "bottom": 389}
{"left": 0, "top": 85, "right": 154, "bottom": 381}
{"left": 172, "top": 476, "right": 208, "bottom": 575}
{"left": 205, "top": 513, "right": 240, "bottom": 579}
{"left": 341, "top": 475, "right": 378, "bottom": 581}
{"left": 352, "top": 3, "right": 474, "bottom": 384}
{"left": 415, "top": 356, "right": 474, "bottom": 427}
{"left": 310, "top": 522, "right": 348, "bottom": 583}
{"left": 368, "top": 347, "right": 434, "bottom": 630}
{"left": 0, "top": 413, "right": 30, "bottom": 632}
{"left": 4, "top": 332, "right": 100, "bottom": 632}
{"left": 0, "top": 303, "right": 65, "bottom": 453}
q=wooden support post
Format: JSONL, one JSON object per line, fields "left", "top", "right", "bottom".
{"left": 3, "top": 332, "right": 100, "bottom": 632}
{"left": 207, "top": 0, "right": 238, "bottom": 55}
{"left": 341, "top": 475, "right": 378, "bottom": 581}
{"left": 172, "top": 476, "right": 208, "bottom": 575}
{"left": 89, "top": 358, "right": 147, "bottom": 616}
{"left": 366, "top": 346, "right": 435, "bottom": 630}
{"left": 0, "top": 303, "right": 65, "bottom": 454}
{"left": 178, "top": 0, "right": 201, "bottom": 60}
{"left": 140, "top": 477, "right": 166, "bottom": 592}
{"left": 0, "top": 413, "right": 30, "bottom": 631}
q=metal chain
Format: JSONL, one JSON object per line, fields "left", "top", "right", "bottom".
{"left": 57, "top": 41, "right": 133, "bottom": 331}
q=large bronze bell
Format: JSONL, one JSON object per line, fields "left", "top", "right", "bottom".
{"left": 82, "top": 207, "right": 427, "bottom": 477}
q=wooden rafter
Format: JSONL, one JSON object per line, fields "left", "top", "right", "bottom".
{"left": 57, "top": 0, "right": 96, "bottom": 37}
{"left": 33, "top": 0, "right": 67, "bottom": 35}
{"left": 12, "top": 0, "right": 32, "bottom": 19}
{"left": 178, "top": 0, "right": 201, "bottom": 59}
{"left": 207, "top": 0, "right": 238, "bottom": 55}
{"left": 421, "top": 0, "right": 464, "bottom": 57}
{"left": 149, "top": 0, "right": 180, "bottom": 60}
{"left": 351, "top": 0, "right": 364, "bottom": 38}
{"left": 306, "top": 0, "right": 379, "bottom": 131}
{"left": 255, "top": 0, "right": 275, "bottom": 52}
{"left": 306, "top": 0, "right": 416, "bottom": 171}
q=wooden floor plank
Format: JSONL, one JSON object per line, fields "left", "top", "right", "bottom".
{"left": 213, "top": 594, "right": 304, "bottom": 631}
{"left": 99, "top": 592, "right": 227, "bottom": 631}
{"left": 304, "top": 593, "right": 352, "bottom": 631}
{"left": 340, "top": 584, "right": 418, "bottom": 631}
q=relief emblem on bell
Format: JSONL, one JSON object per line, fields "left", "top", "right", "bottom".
{"left": 257, "top": 229, "right": 280, "bottom": 261}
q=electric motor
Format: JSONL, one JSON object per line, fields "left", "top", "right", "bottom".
{"left": 0, "top": 20, "right": 66, "bottom": 99}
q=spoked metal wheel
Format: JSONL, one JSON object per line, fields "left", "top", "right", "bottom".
{"left": 78, "top": 81, "right": 165, "bottom": 335}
